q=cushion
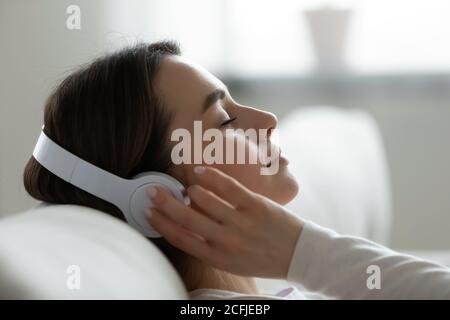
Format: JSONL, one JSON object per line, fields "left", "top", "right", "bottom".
{"left": 0, "top": 203, "right": 188, "bottom": 299}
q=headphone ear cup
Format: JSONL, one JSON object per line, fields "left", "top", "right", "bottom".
{"left": 131, "top": 172, "right": 189, "bottom": 204}
{"left": 127, "top": 172, "right": 190, "bottom": 238}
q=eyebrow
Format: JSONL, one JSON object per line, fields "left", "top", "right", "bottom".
{"left": 202, "top": 88, "right": 226, "bottom": 113}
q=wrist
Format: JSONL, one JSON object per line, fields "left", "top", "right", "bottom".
{"left": 275, "top": 214, "right": 304, "bottom": 280}
{"left": 285, "top": 216, "right": 304, "bottom": 277}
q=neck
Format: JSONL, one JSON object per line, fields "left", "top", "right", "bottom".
{"left": 180, "top": 255, "right": 260, "bottom": 294}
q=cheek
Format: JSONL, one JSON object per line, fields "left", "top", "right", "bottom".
{"left": 170, "top": 132, "right": 299, "bottom": 204}
{"left": 211, "top": 138, "right": 271, "bottom": 196}
{"left": 213, "top": 134, "right": 263, "bottom": 191}
{"left": 178, "top": 133, "right": 265, "bottom": 193}
{"left": 213, "top": 163, "right": 261, "bottom": 191}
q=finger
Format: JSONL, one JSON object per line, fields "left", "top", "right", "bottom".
{"left": 148, "top": 207, "right": 206, "bottom": 242}
{"left": 147, "top": 208, "right": 218, "bottom": 264}
{"left": 192, "top": 166, "right": 256, "bottom": 209}
{"left": 187, "top": 184, "right": 235, "bottom": 225}
{"left": 148, "top": 187, "right": 221, "bottom": 242}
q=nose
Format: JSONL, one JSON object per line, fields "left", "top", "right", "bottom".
{"left": 254, "top": 108, "right": 278, "bottom": 139}
{"left": 243, "top": 104, "right": 275, "bottom": 126}
{"left": 239, "top": 105, "right": 278, "bottom": 145}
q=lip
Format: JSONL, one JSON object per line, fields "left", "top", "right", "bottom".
{"left": 280, "top": 153, "right": 289, "bottom": 165}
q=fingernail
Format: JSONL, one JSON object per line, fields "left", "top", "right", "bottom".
{"left": 194, "top": 166, "right": 206, "bottom": 174}
{"left": 147, "top": 186, "right": 157, "bottom": 199}
{"left": 186, "top": 185, "right": 194, "bottom": 196}
{"left": 147, "top": 187, "right": 165, "bottom": 205}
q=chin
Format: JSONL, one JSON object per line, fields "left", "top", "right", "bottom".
{"left": 278, "top": 177, "right": 300, "bottom": 205}
{"left": 274, "top": 171, "right": 299, "bottom": 205}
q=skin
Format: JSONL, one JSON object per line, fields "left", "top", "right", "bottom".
{"left": 149, "top": 55, "right": 303, "bottom": 294}
{"left": 156, "top": 55, "right": 299, "bottom": 204}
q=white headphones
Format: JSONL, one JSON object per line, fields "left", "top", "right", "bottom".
{"left": 32, "top": 128, "right": 190, "bottom": 238}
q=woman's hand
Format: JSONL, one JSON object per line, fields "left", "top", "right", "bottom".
{"left": 145, "top": 166, "right": 304, "bottom": 279}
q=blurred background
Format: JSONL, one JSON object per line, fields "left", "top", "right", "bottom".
{"left": 1, "top": 0, "right": 449, "bottom": 250}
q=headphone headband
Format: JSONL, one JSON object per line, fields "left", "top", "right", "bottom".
{"left": 33, "top": 130, "right": 131, "bottom": 207}
{"left": 32, "top": 129, "right": 188, "bottom": 238}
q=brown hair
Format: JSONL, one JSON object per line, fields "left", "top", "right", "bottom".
{"left": 23, "top": 41, "right": 187, "bottom": 272}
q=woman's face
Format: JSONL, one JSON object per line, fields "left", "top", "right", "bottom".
{"left": 154, "top": 55, "right": 299, "bottom": 205}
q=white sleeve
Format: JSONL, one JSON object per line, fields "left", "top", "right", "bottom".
{"left": 286, "top": 220, "right": 450, "bottom": 299}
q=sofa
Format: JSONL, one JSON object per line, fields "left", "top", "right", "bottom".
{"left": 1, "top": 106, "right": 446, "bottom": 299}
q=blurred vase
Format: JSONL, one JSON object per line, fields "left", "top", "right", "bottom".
{"left": 304, "top": 6, "right": 352, "bottom": 74}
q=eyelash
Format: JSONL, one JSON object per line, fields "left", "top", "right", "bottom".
{"left": 221, "top": 116, "right": 237, "bottom": 127}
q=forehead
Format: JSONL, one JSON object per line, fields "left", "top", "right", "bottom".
{"left": 154, "top": 55, "right": 224, "bottom": 114}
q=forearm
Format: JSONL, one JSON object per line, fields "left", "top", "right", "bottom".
{"left": 286, "top": 220, "right": 450, "bottom": 299}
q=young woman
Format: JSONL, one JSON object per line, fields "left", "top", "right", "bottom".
{"left": 24, "top": 41, "right": 450, "bottom": 299}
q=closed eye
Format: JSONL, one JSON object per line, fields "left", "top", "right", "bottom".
{"left": 221, "top": 116, "right": 237, "bottom": 127}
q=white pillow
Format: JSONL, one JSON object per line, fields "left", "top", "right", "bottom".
{"left": 0, "top": 203, "right": 188, "bottom": 299}
{"left": 280, "top": 106, "right": 392, "bottom": 244}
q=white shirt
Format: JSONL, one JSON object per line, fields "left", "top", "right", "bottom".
{"left": 189, "top": 286, "right": 309, "bottom": 300}
{"left": 190, "top": 220, "right": 450, "bottom": 300}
